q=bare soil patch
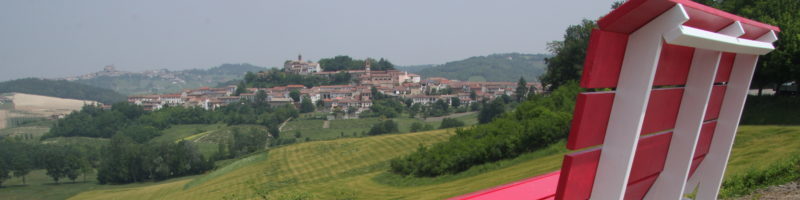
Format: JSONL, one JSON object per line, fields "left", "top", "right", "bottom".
{"left": 8, "top": 93, "right": 98, "bottom": 117}
{"left": 732, "top": 181, "right": 800, "bottom": 200}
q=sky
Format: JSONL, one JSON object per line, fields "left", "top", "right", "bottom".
{"left": 0, "top": 0, "right": 618, "bottom": 81}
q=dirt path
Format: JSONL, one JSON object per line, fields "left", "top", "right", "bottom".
{"left": 278, "top": 117, "right": 293, "bottom": 132}
{"left": 0, "top": 110, "right": 7, "bottom": 129}
{"left": 424, "top": 111, "right": 477, "bottom": 122}
{"left": 322, "top": 120, "right": 330, "bottom": 129}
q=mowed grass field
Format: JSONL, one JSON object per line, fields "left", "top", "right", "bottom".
{"left": 67, "top": 125, "right": 800, "bottom": 200}
{"left": 282, "top": 113, "right": 479, "bottom": 141}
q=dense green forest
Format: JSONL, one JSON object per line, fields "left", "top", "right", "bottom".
{"left": 0, "top": 78, "right": 127, "bottom": 104}
{"left": 75, "top": 63, "right": 269, "bottom": 95}
{"left": 401, "top": 53, "right": 548, "bottom": 82}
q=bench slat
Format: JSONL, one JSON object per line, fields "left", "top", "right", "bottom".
{"left": 568, "top": 86, "right": 726, "bottom": 150}
{"left": 556, "top": 132, "right": 673, "bottom": 200}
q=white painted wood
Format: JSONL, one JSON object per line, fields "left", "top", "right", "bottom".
{"left": 589, "top": 4, "right": 690, "bottom": 200}
{"left": 694, "top": 31, "right": 777, "bottom": 199}
{"left": 693, "top": 53, "right": 758, "bottom": 200}
{"left": 664, "top": 25, "right": 775, "bottom": 55}
{"left": 645, "top": 22, "right": 745, "bottom": 200}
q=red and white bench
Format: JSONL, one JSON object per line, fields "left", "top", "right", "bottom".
{"left": 452, "top": 0, "right": 779, "bottom": 199}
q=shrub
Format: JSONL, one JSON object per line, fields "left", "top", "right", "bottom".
{"left": 390, "top": 83, "right": 579, "bottom": 177}
{"left": 439, "top": 118, "right": 465, "bottom": 129}
{"left": 719, "top": 155, "right": 800, "bottom": 198}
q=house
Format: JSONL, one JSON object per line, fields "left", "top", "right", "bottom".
{"left": 284, "top": 54, "right": 322, "bottom": 74}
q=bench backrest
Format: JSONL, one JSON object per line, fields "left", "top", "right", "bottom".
{"left": 553, "top": 0, "right": 780, "bottom": 199}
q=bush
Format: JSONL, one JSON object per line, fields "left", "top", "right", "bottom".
{"left": 439, "top": 118, "right": 465, "bottom": 129}
{"left": 390, "top": 82, "right": 579, "bottom": 177}
{"left": 719, "top": 155, "right": 800, "bottom": 198}
{"left": 368, "top": 120, "right": 399, "bottom": 135}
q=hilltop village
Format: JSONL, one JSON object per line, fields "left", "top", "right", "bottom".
{"left": 128, "top": 55, "right": 541, "bottom": 114}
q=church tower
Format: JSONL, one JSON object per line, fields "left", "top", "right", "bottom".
{"left": 365, "top": 58, "right": 371, "bottom": 76}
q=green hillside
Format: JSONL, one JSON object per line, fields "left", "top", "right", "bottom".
{"left": 402, "top": 53, "right": 549, "bottom": 82}
{"left": 74, "top": 63, "right": 269, "bottom": 95}
{"left": 0, "top": 78, "right": 127, "bottom": 104}
{"left": 63, "top": 125, "right": 800, "bottom": 200}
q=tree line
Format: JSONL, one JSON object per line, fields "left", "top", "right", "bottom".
{"left": 0, "top": 139, "right": 99, "bottom": 186}
{"left": 45, "top": 100, "right": 298, "bottom": 141}
{"left": 239, "top": 68, "right": 354, "bottom": 90}
{"left": 318, "top": 56, "right": 395, "bottom": 71}
{"left": 97, "top": 135, "right": 213, "bottom": 184}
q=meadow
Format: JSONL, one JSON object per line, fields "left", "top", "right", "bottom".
{"left": 62, "top": 125, "right": 800, "bottom": 200}
{"left": 281, "top": 112, "right": 478, "bottom": 141}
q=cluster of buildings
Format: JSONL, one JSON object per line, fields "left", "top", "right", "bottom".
{"left": 128, "top": 56, "right": 540, "bottom": 113}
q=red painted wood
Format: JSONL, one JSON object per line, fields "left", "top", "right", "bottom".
{"left": 598, "top": 0, "right": 779, "bottom": 36}
{"left": 641, "top": 88, "right": 683, "bottom": 134}
{"left": 568, "top": 88, "right": 682, "bottom": 150}
{"left": 579, "top": 41, "right": 705, "bottom": 88}
{"left": 581, "top": 29, "right": 629, "bottom": 89}
{"left": 715, "top": 53, "right": 736, "bottom": 83}
{"left": 556, "top": 132, "right": 672, "bottom": 200}
{"left": 625, "top": 175, "right": 660, "bottom": 200}
{"left": 653, "top": 43, "right": 694, "bottom": 86}
{"left": 450, "top": 171, "right": 560, "bottom": 200}
{"left": 704, "top": 86, "right": 726, "bottom": 121}
{"left": 689, "top": 156, "right": 706, "bottom": 178}
{"left": 567, "top": 91, "right": 614, "bottom": 149}
{"left": 689, "top": 121, "right": 717, "bottom": 178}
{"left": 555, "top": 149, "right": 601, "bottom": 200}
{"left": 569, "top": 86, "right": 727, "bottom": 150}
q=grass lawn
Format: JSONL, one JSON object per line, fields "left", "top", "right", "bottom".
{"left": 30, "top": 125, "right": 798, "bottom": 200}
{"left": 282, "top": 113, "right": 478, "bottom": 141}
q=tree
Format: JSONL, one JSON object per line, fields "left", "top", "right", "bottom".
{"left": 440, "top": 118, "right": 465, "bottom": 129}
{"left": 289, "top": 90, "right": 301, "bottom": 102}
{"left": 244, "top": 71, "right": 257, "bottom": 84}
{"left": 255, "top": 90, "right": 267, "bottom": 103}
{"left": 300, "top": 96, "right": 315, "bottom": 113}
{"left": 539, "top": 19, "right": 596, "bottom": 90}
{"left": 706, "top": 0, "right": 800, "bottom": 95}
{"left": 11, "top": 153, "right": 32, "bottom": 185}
{"left": 409, "top": 103, "right": 422, "bottom": 118}
{"left": 0, "top": 159, "right": 10, "bottom": 187}
{"left": 469, "top": 90, "right": 477, "bottom": 101}
{"left": 450, "top": 97, "right": 461, "bottom": 108}
{"left": 235, "top": 81, "right": 247, "bottom": 96}
{"left": 515, "top": 77, "right": 529, "bottom": 102}
{"left": 479, "top": 99, "right": 506, "bottom": 124}
{"left": 410, "top": 122, "right": 424, "bottom": 132}
{"left": 368, "top": 120, "right": 399, "bottom": 135}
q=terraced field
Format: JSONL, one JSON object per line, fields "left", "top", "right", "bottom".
{"left": 62, "top": 125, "right": 800, "bottom": 199}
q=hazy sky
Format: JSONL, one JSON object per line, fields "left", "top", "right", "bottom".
{"left": 0, "top": 0, "right": 618, "bottom": 81}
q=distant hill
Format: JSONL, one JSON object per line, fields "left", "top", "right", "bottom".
{"left": 399, "top": 53, "right": 549, "bottom": 82}
{"left": 0, "top": 78, "right": 126, "bottom": 104}
{"left": 70, "top": 63, "right": 270, "bottom": 95}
